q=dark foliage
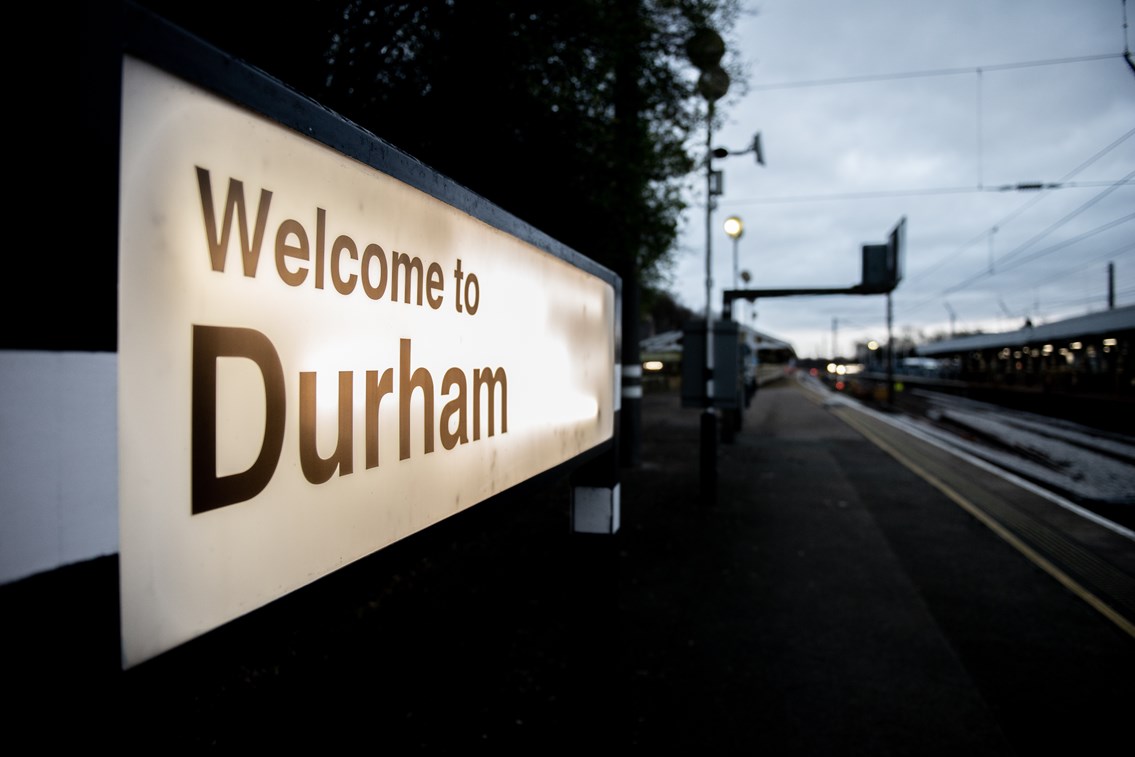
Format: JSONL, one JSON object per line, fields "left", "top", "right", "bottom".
{"left": 131, "top": 0, "right": 742, "bottom": 294}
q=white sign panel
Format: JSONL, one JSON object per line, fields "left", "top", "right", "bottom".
{"left": 119, "top": 57, "right": 616, "bottom": 668}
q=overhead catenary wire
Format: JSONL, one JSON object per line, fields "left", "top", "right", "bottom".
{"left": 938, "top": 176, "right": 1135, "bottom": 295}
{"left": 726, "top": 48, "right": 1135, "bottom": 208}
{"left": 988, "top": 211, "right": 1134, "bottom": 276}
{"left": 881, "top": 18, "right": 1135, "bottom": 331}
{"left": 902, "top": 206, "right": 1135, "bottom": 318}
{"left": 723, "top": 179, "right": 1132, "bottom": 205}
{"left": 900, "top": 128, "right": 1135, "bottom": 306}
{"left": 747, "top": 53, "right": 1125, "bottom": 91}
{"left": 701, "top": 8, "right": 1135, "bottom": 351}
{"left": 937, "top": 209, "right": 1135, "bottom": 296}
{"left": 1036, "top": 285, "right": 1135, "bottom": 312}
{"left": 727, "top": 125, "right": 1135, "bottom": 208}
{"left": 1026, "top": 241, "right": 1135, "bottom": 288}
{"left": 980, "top": 170, "right": 1135, "bottom": 272}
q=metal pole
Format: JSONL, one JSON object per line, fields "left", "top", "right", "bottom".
{"left": 886, "top": 293, "right": 895, "bottom": 404}
{"left": 732, "top": 236, "right": 738, "bottom": 290}
{"left": 705, "top": 101, "right": 715, "bottom": 397}
{"left": 1109, "top": 262, "right": 1115, "bottom": 309}
{"left": 701, "top": 101, "right": 717, "bottom": 496}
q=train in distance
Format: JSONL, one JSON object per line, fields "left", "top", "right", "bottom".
{"left": 639, "top": 323, "right": 798, "bottom": 396}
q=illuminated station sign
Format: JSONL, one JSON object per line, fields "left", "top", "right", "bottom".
{"left": 119, "top": 53, "right": 616, "bottom": 667}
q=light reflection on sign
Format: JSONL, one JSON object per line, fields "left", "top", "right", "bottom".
{"left": 119, "top": 57, "right": 615, "bottom": 668}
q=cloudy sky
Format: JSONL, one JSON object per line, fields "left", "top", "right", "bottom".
{"left": 667, "top": 0, "right": 1135, "bottom": 359}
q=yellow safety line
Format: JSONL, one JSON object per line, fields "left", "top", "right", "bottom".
{"left": 834, "top": 407, "right": 1135, "bottom": 641}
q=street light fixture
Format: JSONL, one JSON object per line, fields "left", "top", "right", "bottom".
{"left": 724, "top": 215, "right": 743, "bottom": 290}
{"left": 714, "top": 132, "right": 764, "bottom": 165}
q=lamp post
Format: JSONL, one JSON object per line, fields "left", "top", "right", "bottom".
{"left": 687, "top": 27, "right": 730, "bottom": 497}
{"left": 724, "top": 215, "right": 743, "bottom": 290}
